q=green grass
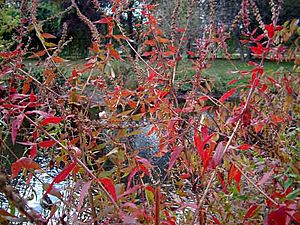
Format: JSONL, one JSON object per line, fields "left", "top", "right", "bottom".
{"left": 176, "top": 59, "right": 295, "bottom": 94}
{"left": 23, "top": 58, "right": 295, "bottom": 95}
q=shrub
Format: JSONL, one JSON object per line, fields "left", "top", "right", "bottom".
{"left": 0, "top": 0, "right": 299, "bottom": 224}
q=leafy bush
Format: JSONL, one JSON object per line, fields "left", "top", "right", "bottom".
{"left": 0, "top": 1, "right": 299, "bottom": 224}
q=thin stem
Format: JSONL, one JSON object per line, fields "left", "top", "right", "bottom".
{"left": 231, "top": 159, "right": 278, "bottom": 206}
{"left": 23, "top": 115, "right": 120, "bottom": 210}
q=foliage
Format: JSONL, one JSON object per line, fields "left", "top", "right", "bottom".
{"left": 0, "top": 3, "right": 20, "bottom": 51}
{"left": 0, "top": 0, "right": 299, "bottom": 225}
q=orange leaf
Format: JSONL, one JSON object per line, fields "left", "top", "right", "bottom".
{"left": 41, "top": 33, "right": 57, "bottom": 39}
{"left": 28, "top": 50, "right": 47, "bottom": 58}
{"left": 11, "top": 157, "right": 40, "bottom": 178}
{"left": 109, "top": 48, "right": 121, "bottom": 60}
{"left": 157, "top": 37, "right": 170, "bottom": 43}
{"left": 253, "top": 122, "right": 264, "bottom": 133}
{"left": 22, "top": 79, "right": 31, "bottom": 94}
{"left": 52, "top": 56, "right": 66, "bottom": 63}
{"left": 113, "top": 35, "right": 128, "bottom": 40}
{"left": 163, "top": 51, "right": 175, "bottom": 57}
{"left": 144, "top": 39, "right": 156, "bottom": 46}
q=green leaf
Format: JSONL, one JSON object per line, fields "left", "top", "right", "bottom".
{"left": 286, "top": 189, "right": 300, "bottom": 200}
{"left": 283, "top": 178, "right": 293, "bottom": 190}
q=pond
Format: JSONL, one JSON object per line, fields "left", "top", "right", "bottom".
{"left": 0, "top": 124, "right": 171, "bottom": 224}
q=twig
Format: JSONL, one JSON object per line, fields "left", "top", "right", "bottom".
{"left": 230, "top": 158, "right": 278, "bottom": 206}
{"left": 33, "top": 23, "right": 66, "bottom": 80}
{"left": 23, "top": 115, "right": 120, "bottom": 210}
{"left": 0, "top": 173, "right": 47, "bottom": 224}
{"left": 11, "top": 62, "right": 61, "bottom": 97}
{"left": 190, "top": 119, "right": 241, "bottom": 224}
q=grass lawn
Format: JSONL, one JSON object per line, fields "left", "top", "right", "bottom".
{"left": 176, "top": 59, "right": 295, "bottom": 93}
{"left": 24, "top": 58, "right": 295, "bottom": 95}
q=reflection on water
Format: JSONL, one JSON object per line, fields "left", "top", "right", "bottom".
{"left": 0, "top": 155, "right": 70, "bottom": 224}
{"left": 0, "top": 125, "right": 173, "bottom": 223}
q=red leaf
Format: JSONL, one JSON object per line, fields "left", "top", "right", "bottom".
{"left": 265, "top": 24, "right": 275, "bottom": 38}
{"left": 244, "top": 205, "right": 260, "bottom": 222}
{"left": 143, "top": 51, "right": 153, "bottom": 57}
{"left": 194, "top": 128, "right": 214, "bottom": 156}
{"left": 11, "top": 157, "right": 40, "bottom": 178}
{"left": 147, "top": 71, "right": 156, "bottom": 82}
{"left": 39, "top": 140, "right": 56, "bottom": 148}
{"left": 228, "top": 164, "right": 242, "bottom": 192}
{"left": 228, "top": 79, "right": 238, "bottom": 85}
{"left": 250, "top": 43, "right": 264, "bottom": 55}
{"left": 30, "top": 144, "right": 37, "bottom": 158}
{"left": 176, "top": 27, "right": 185, "bottom": 32}
{"left": 40, "top": 117, "right": 64, "bottom": 126}
{"left": 271, "top": 114, "right": 285, "bottom": 124}
{"left": 187, "top": 51, "right": 196, "bottom": 57}
{"left": 119, "top": 185, "right": 142, "bottom": 198}
{"left": 210, "top": 141, "right": 224, "bottom": 169}
{"left": 77, "top": 180, "right": 92, "bottom": 212}
{"left": 95, "top": 17, "right": 113, "bottom": 24}
{"left": 237, "top": 144, "right": 251, "bottom": 150}
{"left": 212, "top": 216, "right": 221, "bottom": 225}
{"left": 167, "top": 145, "right": 184, "bottom": 172}
{"left": 180, "top": 173, "right": 191, "bottom": 179}
{"left": 219, "top": 88, "right": 236, "bottom": 103}
{"left": 98, "top": 178, "right": 118, "bottom": 202}
{"left": 127, "top": 167, "right": 140, "bottom": 189}
{"left": 200, "top": 106, "right": 211, "bottom": 112}
{"left": 11, "top": 114, "right": 25, "bottom": 145}
{"left": 252, "top": 33, "right": 265, "bottom": 42}
{"left": 217, "top": 172, "right": 228, "bottom": 194}
{"left": 194, "top": 128, "right": 203, "bottom": 154}
{"left": 55, "top": 162, "right": 76, "bottom": 183}
{"left": 46, "top": 162, "right": 76, "bottom": 194}
{"left": 267, "top": 206, "right": 288, "bottom": 225}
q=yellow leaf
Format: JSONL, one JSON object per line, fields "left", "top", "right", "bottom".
{"left": 145, "top": 189, "right": 154, "bottom": 205}
{"left": 45, "top": 42, "right": 57, "bottom": 47}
